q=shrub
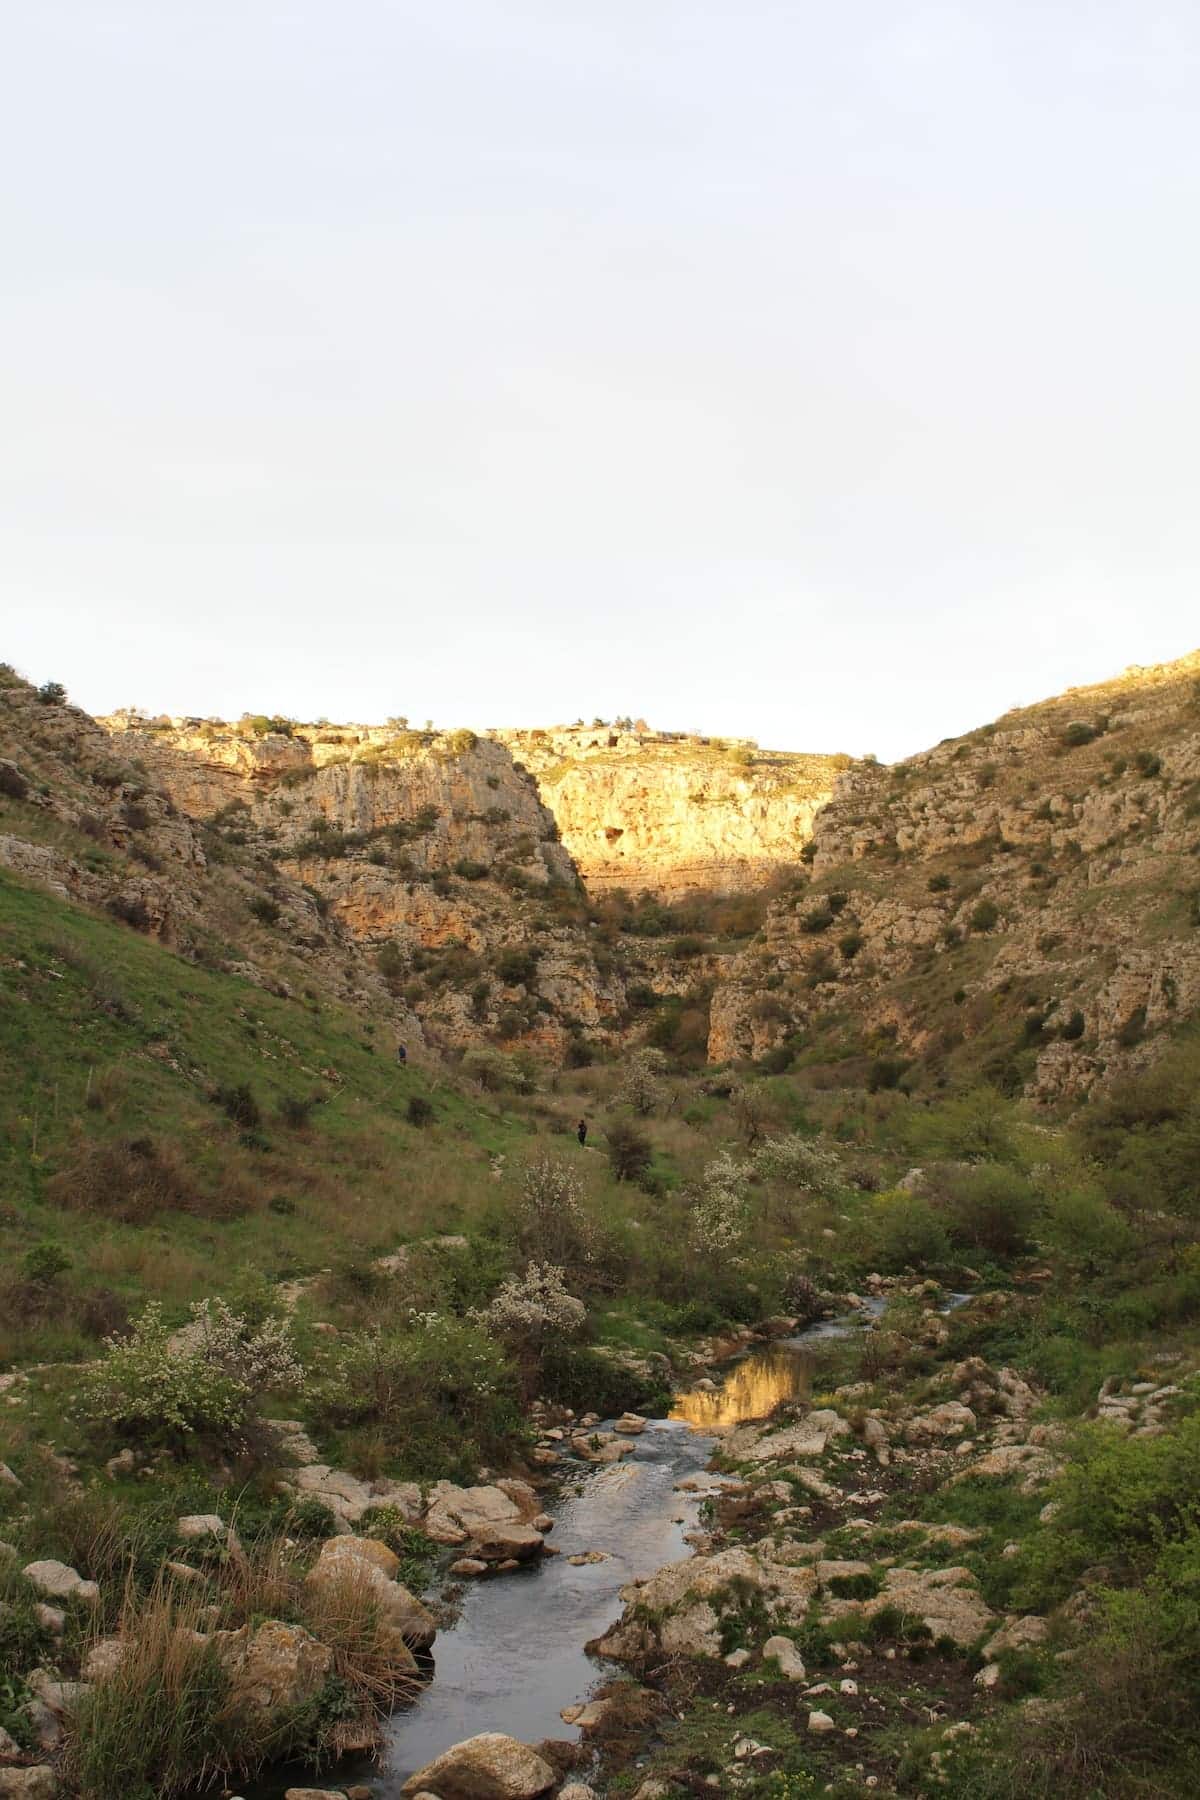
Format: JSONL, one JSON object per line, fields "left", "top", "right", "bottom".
{"left": 942, "top": 1163, "right": 1039, "bottom": 1257}
{"left": 1060, "top": 1008, "right": 1086, "bottom": 1041}
{"left": 516, "top": 1157, "right": 594, "bottom": 1268}
{"left": 76, "top": 1299, "right": 302, "bottom": 1452}
{"left": 606, "top": 1119, "right": 653, "bottom": 1184}
{"left": 616, "top": 1046, "right": 669, "bottom": 1115}
{"left": 213, "top": 1083, "right": 262, "bottom": 1130}
{"left": 249, "top": 895, "right": 281, "bottom": 925}
{"left": 311, "top": 1314, "right": 522, "bottom": 1480}
{"left": 0, "top": 762, "right": 29, "bottom": 800}
{"left": 689, "top": 1150, "right": 751, "bottom": 1253}
{"left": 476, "top": 1263, "right": 585, "bottom": 1394}
{"left": 277, "top": 1093, "right": 321, "bottom": 1129}
{"left": 36, "top": 680, "right": 67, "bottom": 705}
{"left": 497, "top": 946, "right": 539, "bottom": 986}
{"left": 800, "top": 906, "right": 834, "bottom": 934}
{"left": 1062, "top": 720, "right": 1098, "bottom": 748}
{"left": 406, "top": 1094, "right": 435, "bottom": 1127}
{"left": 46, "top": 1135, "right": 207, "bottom": 1223}
{"left": 839, "top": 929, "right": 863, "bottom": 960}
{"left": 868, "top": 1056, "right": 909, "bottom": 1093}
{"left": 453, "top": 858, "right": 488, "bottom": 880}
{"left": 754, "top": 1133, "right": 842, "bottom": 1193}
{"left": 867, "top": 1192, "right": 952, "bottom": 1271}
{"left": 969, "top": 898, "right": 1000, "bottom": 932}
{"left": 1037, "top": 1186, "right": 1136, "bottom": 1275}
{"left": 21, "top": 1240, "right": 72, "bottom": 1285}
{"left": 106, "top": 894, "right": 152, "bottom": 932}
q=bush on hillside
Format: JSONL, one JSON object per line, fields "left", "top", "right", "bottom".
{"left": 606, "top": 1119, "right": 653, "bottom": 1184}
{"left": 47, "top": 1134, "right": 209, "bottom": 1223}
{"left": 616, "top": 1046, "right": 669, "bottom": 1116}
{"left": 941, "top": 1163, "right": 1039, "bottom": 1257}
{"left": 36, "top": 680, "right": 67, "bottom": 706}
{"left": 311, "top": 1314, "right": 522, "bottom": 1481}
{"left": 77, "top": 1300, "right": 302, "bottom": 1453}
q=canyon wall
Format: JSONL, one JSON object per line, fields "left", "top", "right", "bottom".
{"left": 498, "top": 724, "right": 849, "bottom": 896}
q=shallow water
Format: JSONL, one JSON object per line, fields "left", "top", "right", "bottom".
{"left": 256, "top": 1306, "right": 874, "bottom": 1794}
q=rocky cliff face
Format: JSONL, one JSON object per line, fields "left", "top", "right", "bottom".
{"left": 97, "top": 716, "right": 625, "bottom": 1057}
{"left": 710, "top": 652, "right": 1200, "bottom": 1098}
{"left": 499, "top": 725, "right": 848, "bottom": 897}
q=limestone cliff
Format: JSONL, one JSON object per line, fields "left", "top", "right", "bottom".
{"left": 498, "top": 725, "right": 849, "bottom": 897}
{"left": 97, "top": 715, "right": 624, "bottom": 1056}
{"left": 710, "top": 651, "right": 1200, "bottom": 1098}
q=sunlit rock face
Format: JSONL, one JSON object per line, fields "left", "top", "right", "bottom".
{"left": 707, "top": 649, "right": 1200, "bottom": 1094}
{"left": 670, "top": 1344, "right": 812, "bottom": 1429}
{"left": 499, "top": 725, "right": 850, "bottom": 898}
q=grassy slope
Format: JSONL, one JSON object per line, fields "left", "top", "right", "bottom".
{"left": 0, "top": 866, "right": 524, "bottom": 1362}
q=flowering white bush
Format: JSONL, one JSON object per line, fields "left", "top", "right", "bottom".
{"left": 616, "top": 1046, "right": 669, "bottom": 1116}
{"left": 753, "top": 1133, "right": 843, "bottom": 1194}
{"left": 518, "top": 1156, "right": 594, "bottom": 1267}
{"left": 77, "top": 1299, "right": 302, "bottom": 1448}
{"left": 689, "top": 1150, "right": 751, "bottom": 1253}
{"left": 478, "top": 1262, "right": 586, "bottom": 1348}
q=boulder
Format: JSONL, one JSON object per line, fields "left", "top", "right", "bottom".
{"left": 808, "top": 1711, "right": 836, "bottom": 1733}
{"left": 0, "top": 1771, "right": 58, "bottom": 1799}
{"left": 594, "top": 1546, "right": 819, "bottom": 1662}
{"left": 904, "top": 1403, "right": 976, "bottom": 1445}
{"left": 213, "top": 1620, "right": 333, "bottom": 1720}
{"left": 400, "top": 1732, "right": 557, "bottom": 1798}
{"left": 21, "top": 1561, "right": 99, "bottom": 1606}
{"left": 177, "top": 1513, "right": 233, "bottom": 1545}
{"left": 983, "top": 1615, "right": 1049, "bottom": 1659}
{"left": 762, "top": 1634, "right": 806, "bottom": 1681}
{"left": 829, "top": 1566, "right": 994, "bottom": 1649}
{"left": 307, "top": 1538, "right": 435, "bottom": 1650}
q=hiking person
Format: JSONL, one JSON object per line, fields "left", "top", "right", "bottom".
{"left": 577, "top": 1117, "right": 588, "bottom": 1146}
{"left": 396, "top": 1042, "right": 407, "bottom": 1066}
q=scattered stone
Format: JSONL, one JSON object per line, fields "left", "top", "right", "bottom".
{"left": 724, "top": 1648, "right": 751, "bottom": 1669}
{"left": 983, "top": 1615, "right": 1049, "bottom": 1659}
{"left": 567, "top": 1550, "right": 610, "bottom": 1566}
{"left": 400, "top": 1731, "right": 557, "bottom": 1797}
{"left": 22, "top": 1561, "right": 99, "bottom": 1605}
{"left": 762, "top": 1634, "right": 806, "bottom": 1681}
{"left": 808, "top": 1710, "right": 836, "bottom": 1733}
{"left": 31, "top": 1605, "right": 64, "bottom": 1635}
{"left": 560, "top": 1699, "right": 610, "bottom": 1730}
{"left": 0, "top": 1769, "right": 58, "bottom": 1799}
{"left": 450, "top": 1557, "right": 490, "bottom": 1577}
{"left": 0, "top": 1465, "right": 19, "bottom": 1489}
{"left": 177, "top": 1514, "right": 237, "bottom": 1548}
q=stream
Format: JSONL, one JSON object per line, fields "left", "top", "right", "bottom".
{"left": 257, "top": 1306, "right": 876, "bottom": 1796}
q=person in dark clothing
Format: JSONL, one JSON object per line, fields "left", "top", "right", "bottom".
{"left": 396, "top": 1043, "right": 407, "bottom": 1066}
{"left": 577, "top": 1118, "right": 588, "bottom": 1146}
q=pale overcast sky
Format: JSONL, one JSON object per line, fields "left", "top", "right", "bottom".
{"left": 3, "top": 3, "right": 1198, "bottom": 761}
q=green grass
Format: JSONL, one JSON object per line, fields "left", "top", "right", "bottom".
{"left": 0, "top": 867, "right": 527, "bottom": 1362}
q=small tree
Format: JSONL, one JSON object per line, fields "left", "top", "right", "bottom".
{"left": 617, "top": 1046, "right": 669, "bottom": 1116}
{"left": 477, "top": 1262, "right": 586, "bottom": 1398}
{"left": 606, "top": 1119, "right": 653, "bottom": 1184}
{"left": 36, "top": 680, "right": 67, "bottom": 706}
{"left": 517, "top": 1157, "right": 594, "bottom": 1268}
{"left": 77, "top": 1299, "right": 301, "bottom": 1452}
{"left": 689, "top": 1151, "right": 751, "bottom": 1253}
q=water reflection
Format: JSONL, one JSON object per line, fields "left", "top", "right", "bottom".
{"left": 670, "top": 1342, "right": 811, "bottom": 1429}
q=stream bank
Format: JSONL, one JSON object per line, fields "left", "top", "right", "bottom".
{"left": 259, "top": 1306, "right": 871, "bottom": 1796}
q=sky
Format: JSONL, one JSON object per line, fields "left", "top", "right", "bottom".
{"left": 3, "top": 3, "right": 1199, "bottom": 762}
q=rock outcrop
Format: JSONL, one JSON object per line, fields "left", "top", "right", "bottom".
{"left": 500, "top": 724, "right": 848, "bottom": 897}
{"left": 709, "top": 649, "right": 1200, "bottom": 1093}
